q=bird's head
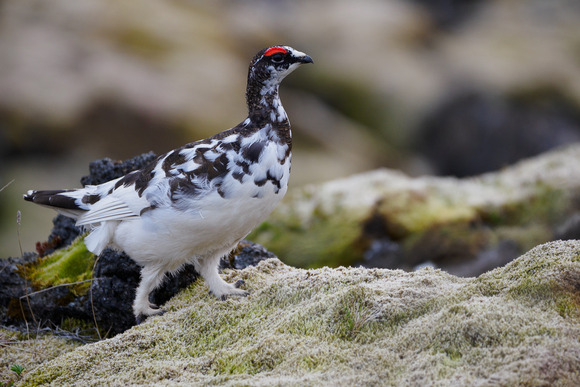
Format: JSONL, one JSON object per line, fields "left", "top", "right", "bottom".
{"left": 248, "top": 45, "right": 313, "bottom": 93}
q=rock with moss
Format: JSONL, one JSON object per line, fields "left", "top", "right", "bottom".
{"left": 250, "top": 144, "right": 580, "bottom": 275}
{"left": 14, "top": 240, "right": 579, "bottom": 386}
{"left": 0, "top": 235, "right": 275, "bottom": 338}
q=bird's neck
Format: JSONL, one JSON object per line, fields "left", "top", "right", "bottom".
{"left": 245, "top": 80, "right": 291, "bottom": 147}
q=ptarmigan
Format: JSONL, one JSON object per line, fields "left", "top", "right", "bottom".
{"left": 24, "top": 46, "right": 313, "bottom": 323}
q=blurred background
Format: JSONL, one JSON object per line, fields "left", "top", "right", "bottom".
{"left": 1, "top": 0, "right": 580, "bottom": 258}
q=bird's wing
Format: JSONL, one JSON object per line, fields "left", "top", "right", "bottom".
{"left": 76, "top": 194, "right": 138, "bottom": 225}
{"left": 75, "top": 182, "right": 150, "bottom": 226}
{"left": 76, "top": 130, "right": 243, "bottom": 226}
{"left": 144, "top": 133, "right": 240, "bottom": 206}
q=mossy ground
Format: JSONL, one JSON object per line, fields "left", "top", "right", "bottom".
{"left": 0, "top": 328, "right": 80, "bottom": 385}
{"left": 16, "top": 240, "right": 580, "bottom": 386}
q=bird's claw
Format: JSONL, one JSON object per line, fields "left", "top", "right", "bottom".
{"left": 215, "top": 280, "right": 249, "bottom": 301}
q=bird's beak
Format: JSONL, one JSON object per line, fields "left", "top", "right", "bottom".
{"left": 299, "top": 55, "right": 314, "bottom": 64}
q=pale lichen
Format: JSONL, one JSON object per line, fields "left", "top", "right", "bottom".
{"left": 18, "top": 240, "right": 580, "bottom": 386}
{"left": 0, "top": 328, "right": 81, "bottom": 384}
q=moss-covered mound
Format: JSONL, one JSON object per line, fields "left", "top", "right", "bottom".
{"left": 18, "top": 240, "right": 580, "bottom": 386}
{"left": 22, "top": 235, "right": 94, "bottom": 296}
{"left": 250, "top": 144, "right": 580, "bottom": 273}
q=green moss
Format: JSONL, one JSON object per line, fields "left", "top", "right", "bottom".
{"left": 330, "top": 286, "right": 379, "bottom": 341}
{"left": 251, "top": 211, "right": 362, "bottom": 269}
{"left": 508, "top": 278, "right": 555, "bottom": 304}
{"left": 483, "top": 242, "right": 580, "bottom": 321}
{"left": 472, "top": 279, "right": 503, "bottom": 298}
{"left": 300, "top": 355, "right": 321, "bottom": 371}
{"left": 555, "top": 297, "right": 578, "bottom": 319}
{"left": 402, "top": 223, "right": 491, "bottom": 263}
{"left": 212, "top": 343, "right": 284, "bottom": 375}
{"left": 58, "top": 318, "right": 105, "bottom": 341}
{"left": 479, "top": 185, "right": 568, "bottom": 227}
{"left": 377, "top": 190, "right": 478, "bottom": 238}
{"left": 24, "top": 236, "right": 95, "bottom": 296}
{"left": 508, "top": 277, "right": 580, "bottom": 319}
{"left": 443, "top": 348, "right": 463, "bottom": 361}
{"left": 494, "top": 224, "right": 552, "bottom": 253}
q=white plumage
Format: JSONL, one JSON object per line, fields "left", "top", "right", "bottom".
{"left": 24, "top": 46, "right": 313, "bottom": 322}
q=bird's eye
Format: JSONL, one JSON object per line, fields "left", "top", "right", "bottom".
{"left": 270, "top": 53, "right": 284, "bottom": 63}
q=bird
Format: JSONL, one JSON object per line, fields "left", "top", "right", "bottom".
{"left": 24, "top": 45, "right": 313, "bottom": 323}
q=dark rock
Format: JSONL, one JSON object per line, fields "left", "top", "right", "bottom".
{"left": 441, "top": 240, "right": 521, "bottom": 277}
{"left": 411, "top": 0, "right": 485, "bottom": 30}
{"left": 555, "top": 212, "right": 580, "bottom": 241}
{"left": 360, "top": 238, "right": 403, "bottom": 269}
{"left": 0, "top": 253, "right": 88, "bottom": 327}
{"left": 83, "top": 249, "right": 141, "bottom": 334}
{"left": 0, "top": 253, "right": 37, "bottom": 322}
{"left": 356, "top": 217, "right": 526, "bottom": 277}
{"left": 359, "top": 234, "right": 523, "bottom": 278}
{"left": 2, "top": 240, "right": 275, "bottom": 336}
{"left": 46, "top": 215, "right": 82, "bottom": 254}
{"left": 220, "top": 240, "right": 277, "bottom": 271}
{"left": 416, "top": 91, "right": 580, "bottom": 177}
{"left": 80, "top": 152, "right": 157, "bottom": 186}
{"left": 94, "top": 248, "right": 141, "bottom": 281}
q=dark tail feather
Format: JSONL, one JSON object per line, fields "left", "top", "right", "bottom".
{"left": 24, "top": 189, "right": 81, "bottom": 210}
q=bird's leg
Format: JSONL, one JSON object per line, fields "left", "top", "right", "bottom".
{"left": 195, "top": 254, "right": 249, "bottom": 300}
{"left": 134, "top": 265, "right": 167, "bottom": 324}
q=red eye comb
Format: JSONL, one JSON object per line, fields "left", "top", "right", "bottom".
{"left": 264, "top": 47, "right": 288, "bottom": 56}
